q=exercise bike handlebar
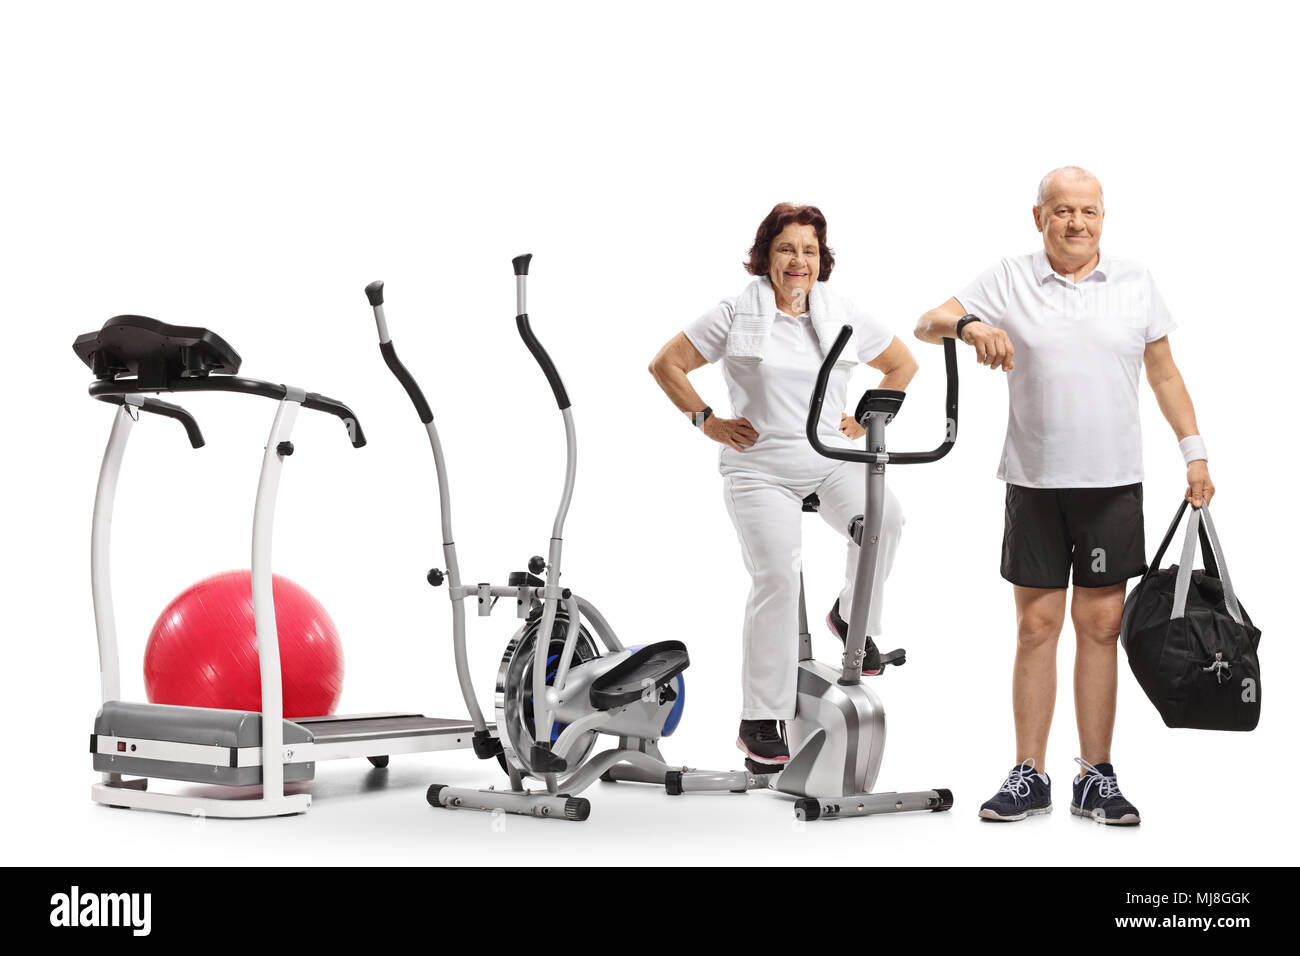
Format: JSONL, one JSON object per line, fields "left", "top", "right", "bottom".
{"left": 806, "top": 325, "right": 959, "bottom": 465}
{"left": 513, "top": 253, "right": 572, "bottom": 411}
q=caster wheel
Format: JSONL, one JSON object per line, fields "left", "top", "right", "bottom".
{"left": 794, "top": 798, "right": 821, "bottom": 822}
{"left": 565, "top": 797, "right": 591, "bottom": 821}
{"left": 665, "top": 770, "right": 684, "bottom": 796}
{"left": 933, "top": 788, "right": 954, "bottom": 812}
{"left": 367, "top": 755, "right": 390, "bottom": 769}
{"left": 427, "top": 784, "right": 447, "bottom": 808}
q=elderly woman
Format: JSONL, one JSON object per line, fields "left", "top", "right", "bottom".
{"left": 649, "top": 203, "right": 918, "bottom": 766}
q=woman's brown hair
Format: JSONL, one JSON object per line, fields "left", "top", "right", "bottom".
{"left": 744, "top": 203, "right": 835, "bottom": 280}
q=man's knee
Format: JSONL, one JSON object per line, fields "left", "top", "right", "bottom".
{"left": 1072, "top": 605, "right": 1122, "bottom": 646}
{"left": 1017, "top": 610, "right": 1064, "bottom": 650}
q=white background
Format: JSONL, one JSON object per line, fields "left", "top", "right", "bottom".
{"left": 3, "top": 1, "right": 1294, "bottom": 865}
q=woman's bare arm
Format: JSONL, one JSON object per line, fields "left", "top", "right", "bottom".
{"left": 649, "top": 332, "right": 759, "bottom": 451}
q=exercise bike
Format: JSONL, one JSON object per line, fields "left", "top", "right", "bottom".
{"left": 666, "top": 326, "right": 960, "bottom": 821}
{"left": 363, "top": 254, "right": 691, "bottom": 821}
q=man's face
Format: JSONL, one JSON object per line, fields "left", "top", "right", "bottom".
{"left": 1033, "top": 176, "right": 1105, "bottom": 269}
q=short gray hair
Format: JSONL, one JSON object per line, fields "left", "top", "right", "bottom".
{"left": 1036, "top": 166, "right": 1104, "bottom": 208}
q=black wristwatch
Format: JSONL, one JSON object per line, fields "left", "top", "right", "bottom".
{"left": 692, "top": 406, "right": 713, "bottom": 428}
{"left": 955, "top": 314, "right": 983, "bottom": 342}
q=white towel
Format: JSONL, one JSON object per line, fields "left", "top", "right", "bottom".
{"left": 725, "top": 276, "right": 856, "bottom": 362}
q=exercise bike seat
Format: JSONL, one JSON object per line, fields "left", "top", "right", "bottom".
{"left": 589, "top": 641, "right": 689, "bottom": 709}
{"left": 74, "top": 315, "right": 242, "bottom": 385}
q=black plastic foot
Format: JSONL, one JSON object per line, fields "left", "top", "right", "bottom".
{"left": 665, "top": 770, "right": 684, "bottom": 796}
{"left": 367, "top": 755, "right": 389, "bottom": 768}
{"left": 933, "top": 788, "right": 954, "bottom": 811}
{"left": 472, "top": 730, "right": 503, "bottom": 760}
{"left": 794, "top": 798, "right": 821, "bottom": 822}
{"left": 530, "top": 742, "right": 568, "bottom": 774}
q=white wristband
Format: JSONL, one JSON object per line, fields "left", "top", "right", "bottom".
{"left": 1179, "top": 435, "right": 1207, "bottom": 465}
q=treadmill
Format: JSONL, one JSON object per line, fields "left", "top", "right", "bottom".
{"left": 76, "top": 315, "right": 481, "bottom": 818}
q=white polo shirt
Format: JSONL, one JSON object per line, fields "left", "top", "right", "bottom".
{"left": 685, "top": 297, "right": 893, "bottom": 481}
{"left": 956, "top": 250, "right": 1177, "bottom": 489}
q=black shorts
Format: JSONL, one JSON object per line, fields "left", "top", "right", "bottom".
{"left": 1001, "top": 483, "right": 1147, "bottom": 589}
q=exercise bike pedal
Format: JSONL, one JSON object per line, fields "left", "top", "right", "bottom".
{"left": 858, "top": 644, "right": 906, "bottom": 675}
{"left": 879, "top": 648, "right": 906, "bottom": 668}
{"left": 743, "top": 757, "right": 784, "bottom": 778}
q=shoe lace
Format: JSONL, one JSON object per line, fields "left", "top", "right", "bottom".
{"left": 753, "top": 721, "right": 785, "bottom": 745}
{"left": 998, "top": 757, "right": 1038, "bottom": 802}
{"left": 1075, "top": 758, "right": 1124, "bottom": 804}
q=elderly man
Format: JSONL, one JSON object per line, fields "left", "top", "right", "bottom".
{"left": 915, "top": 166, "right": 1214, "bottom": 825}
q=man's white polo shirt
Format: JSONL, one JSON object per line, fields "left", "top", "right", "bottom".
{"left": 956, "top": 250, "right": 1176, "bottom": 489}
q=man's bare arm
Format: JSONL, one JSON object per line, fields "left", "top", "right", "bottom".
{"left": 915, "top": 297, "right": 1015, "bottom": 371}
{"left": 1144, "top": 335, "right": 1214, "bottom": 506}
{"left": 915, "top": 297, "right": 968, "bottom": 344}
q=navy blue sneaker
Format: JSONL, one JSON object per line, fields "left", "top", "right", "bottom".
{"left": 978, "top": 759, "right": 1052, "bottom": 821}
{"left": 1071, "top": 759, "right": 1141, "bottom": 826}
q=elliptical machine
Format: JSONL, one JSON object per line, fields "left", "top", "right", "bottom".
{"left": 667, "top": 326, "right": 960, "bottom": 821}
{"left": 363, "top": 254, "right": 691, "bottom": 821}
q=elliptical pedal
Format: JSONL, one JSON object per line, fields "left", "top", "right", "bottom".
{"left": 588, "top": 640, "right": 689, "bottom": 709}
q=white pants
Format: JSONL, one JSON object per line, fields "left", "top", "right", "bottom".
{"left": 722, "top": 462, "right": 904, "bottom": 719}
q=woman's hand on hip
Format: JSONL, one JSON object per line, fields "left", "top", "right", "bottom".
{"left": 703, "top": 416, "right": 759, "bottom": 451}
{"left": 840, "top": 413, "right": 865, "bottom": 440}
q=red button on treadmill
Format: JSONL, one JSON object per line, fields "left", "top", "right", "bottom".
{"left": 117, "top": 742, "right": 126, "bottom": 751}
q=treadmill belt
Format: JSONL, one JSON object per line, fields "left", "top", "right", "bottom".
{"left": 297, "top": 714, "right": 476, "bottom": 744}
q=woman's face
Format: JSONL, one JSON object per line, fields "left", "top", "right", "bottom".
{"left": 768, "top": 222, "right": 820, "bottom": 312}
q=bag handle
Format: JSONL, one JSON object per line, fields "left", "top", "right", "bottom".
{"left": 1198, "top": 506, "right": 1243, "bottom": 625}
{"left": 1171, "top": 503, "right": 1242, "bottom": 625}
{"left": 1143, "top": 499, "right": 1219, "bottom": 590}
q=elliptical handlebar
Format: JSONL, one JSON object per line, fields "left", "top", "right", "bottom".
{"left": 363, "top": 280, "right": 435, "bottom": 425}
{"left": 513, "top": 253, "right": 572, "bottom": 411}
{"left": 806, "top": 324, "right": 958, "bottom": 464}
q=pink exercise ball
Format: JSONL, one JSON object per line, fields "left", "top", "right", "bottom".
{"left": 144, "top": 570, "right": 344, "bottom": 719}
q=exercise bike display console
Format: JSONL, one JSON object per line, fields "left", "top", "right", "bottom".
{"left": 76, "top": 316, "right": 479, "bottom": 818}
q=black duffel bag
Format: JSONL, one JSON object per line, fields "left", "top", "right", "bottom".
{"left": 1120, "top": 500, "right": 1261, "bottom": 730}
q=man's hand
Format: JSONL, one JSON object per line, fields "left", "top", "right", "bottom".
{"left": 840, "top": 413, "right": 864, "bottom": 440}
{"left": 963, "top": 322, "right": 1016, "bottom": 371}
{"left": 1186, "top": 460, "right": 1215, "bottom": 507}
{"left": 702, "top": 415, "right": 759, "bottom": 451}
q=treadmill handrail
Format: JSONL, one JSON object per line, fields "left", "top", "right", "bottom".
{"left": 88, "top": 375, "right": 366, "bottom": 447}
{"left": 806, "top": 324, "right": 959, "bottom": 465}
{"left": 94, "top": 394, "right": 205, "bottom": 448}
